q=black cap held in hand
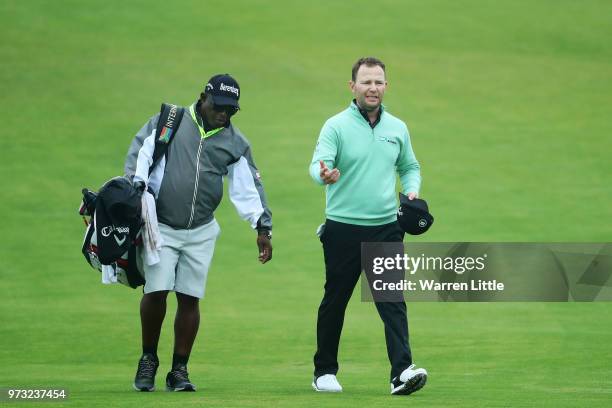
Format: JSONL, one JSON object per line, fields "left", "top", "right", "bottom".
{"left": 204, "top": 74, "right": 240, "bottom": 108}
{"left": 397, "top": 193, "right": 434, "bottom": 235}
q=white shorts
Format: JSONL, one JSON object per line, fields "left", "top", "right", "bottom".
{"left": 142, "top": 219, "right": 220, "bottom": 299}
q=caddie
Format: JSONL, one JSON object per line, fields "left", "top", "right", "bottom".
{"left": 124, "top": 73, "right": 273, "bottom": 392}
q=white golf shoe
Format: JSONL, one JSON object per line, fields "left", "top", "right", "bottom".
{"left": 390, "top": 364, "right": 427, "bottom": 395}
{"left": 312, "top": 374, "right": 343, "bottom": 392}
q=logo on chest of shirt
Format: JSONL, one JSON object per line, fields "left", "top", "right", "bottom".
{"left": 377, "top": 136, "right": 398, "bottom": 145}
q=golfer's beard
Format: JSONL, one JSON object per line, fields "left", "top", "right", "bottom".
{"left": 357, "top": 97, "right": 381, "bottom": 111}
{"left": 363, "top": 101, "right": 381, "bottom": 111}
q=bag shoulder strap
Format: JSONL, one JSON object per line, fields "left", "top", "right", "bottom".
{"left": 149, "top": 103, "right": 185, "bottom": 176}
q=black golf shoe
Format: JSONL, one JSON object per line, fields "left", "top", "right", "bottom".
{"left": 166, "top": 364, "right": 196, "bottom": 392}
{"left": 133, "top": 353, "right": 159, "bottom": 391}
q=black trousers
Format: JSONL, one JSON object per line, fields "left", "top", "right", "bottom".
{"left": 313, "top": 219, "right": 413, "bottom": 381}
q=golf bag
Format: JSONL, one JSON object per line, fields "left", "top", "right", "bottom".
{"left": 80, "top": 103, "right": 185, "bottom": 288}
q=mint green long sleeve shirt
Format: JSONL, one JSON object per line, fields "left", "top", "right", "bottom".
{"left": 309, "top": 102, "right": 421, "bottom": 226}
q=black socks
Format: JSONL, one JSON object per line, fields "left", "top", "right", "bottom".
{"left": 142, "top": 347, "right": 158, "bottom": 360}
{"left": 140, "top": 349, "right": 189, "bottom": 368}
{"left": 172, "top": 353, "right": 189, "bottom": 368}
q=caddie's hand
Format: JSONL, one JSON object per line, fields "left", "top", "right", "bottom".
{"left": 133, "top": 180, "right": 146, "bottom": 196}
{"left": 319, "top": 160, "right": 341, "bottom": 185}
{"left": 257, "top": 233, "right": 273, "bottom": 264}
{"left": 407, "top": 192, "right": 418, "bottom": 200}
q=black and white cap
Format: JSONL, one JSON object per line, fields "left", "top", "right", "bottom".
{"left": 204, "top": 73, "right": 240, "bottom": 108}
{"left": 397, "top": 193, "right": 434, "bottom": 235}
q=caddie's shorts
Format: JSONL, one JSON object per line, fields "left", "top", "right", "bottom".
{"left": 142, "top": 219, "right": 220, "bottom": 299}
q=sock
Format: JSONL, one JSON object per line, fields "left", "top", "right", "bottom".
{"left": 143, "top": 346, "right": 158, "bottom": 359}
{"left": 172, "top": 353, "right": 189, "bottom": 368}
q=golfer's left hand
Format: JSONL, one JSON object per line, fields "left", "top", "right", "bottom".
{"left": 407, "top": 192, "right": 418, "bottom": 200}
{"left": 257, "top": 235, "right": 273, "bottom": 264}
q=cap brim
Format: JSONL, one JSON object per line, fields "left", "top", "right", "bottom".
{"left": 398, "top": 193, "right": 429, "bottom": 213}
{"left": 210, "top": 95, "right": 239, "bottom": 108}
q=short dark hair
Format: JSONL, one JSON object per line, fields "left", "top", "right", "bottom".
{"left": 351, "top": 57, "right": 386, "bottom": 81}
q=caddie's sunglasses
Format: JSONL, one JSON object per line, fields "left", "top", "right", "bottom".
{"left": 213, "top": 104, "right": 239, "bottom": 115}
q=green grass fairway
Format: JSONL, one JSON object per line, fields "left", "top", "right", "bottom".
{"left": 1, "top": 1, "right": 611, "bottom": 407}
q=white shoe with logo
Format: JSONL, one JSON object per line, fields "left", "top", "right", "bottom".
{"left": 390, "top": 364, "right": 427, "bottom": 395}
{"left": 312, "top": 374, "right": 343, "bottom": 392}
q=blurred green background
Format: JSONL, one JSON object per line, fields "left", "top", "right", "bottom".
{"left": 1, "top": 0, "right": 611, "bottom": 407}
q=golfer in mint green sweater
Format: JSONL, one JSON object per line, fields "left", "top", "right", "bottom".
{"left": 309, "top": 57, "right": 427, "bottom": 396}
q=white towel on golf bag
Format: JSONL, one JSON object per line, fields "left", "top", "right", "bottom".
{"left": 141, "top": 190, "right": 163, "bottom": 266}
{"left": 101, "top": 264, "right": 117, "bottom": 284}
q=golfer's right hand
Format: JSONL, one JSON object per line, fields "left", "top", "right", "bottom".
{"left": 320, "top": 160, "right": 341, "bottom": 184}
